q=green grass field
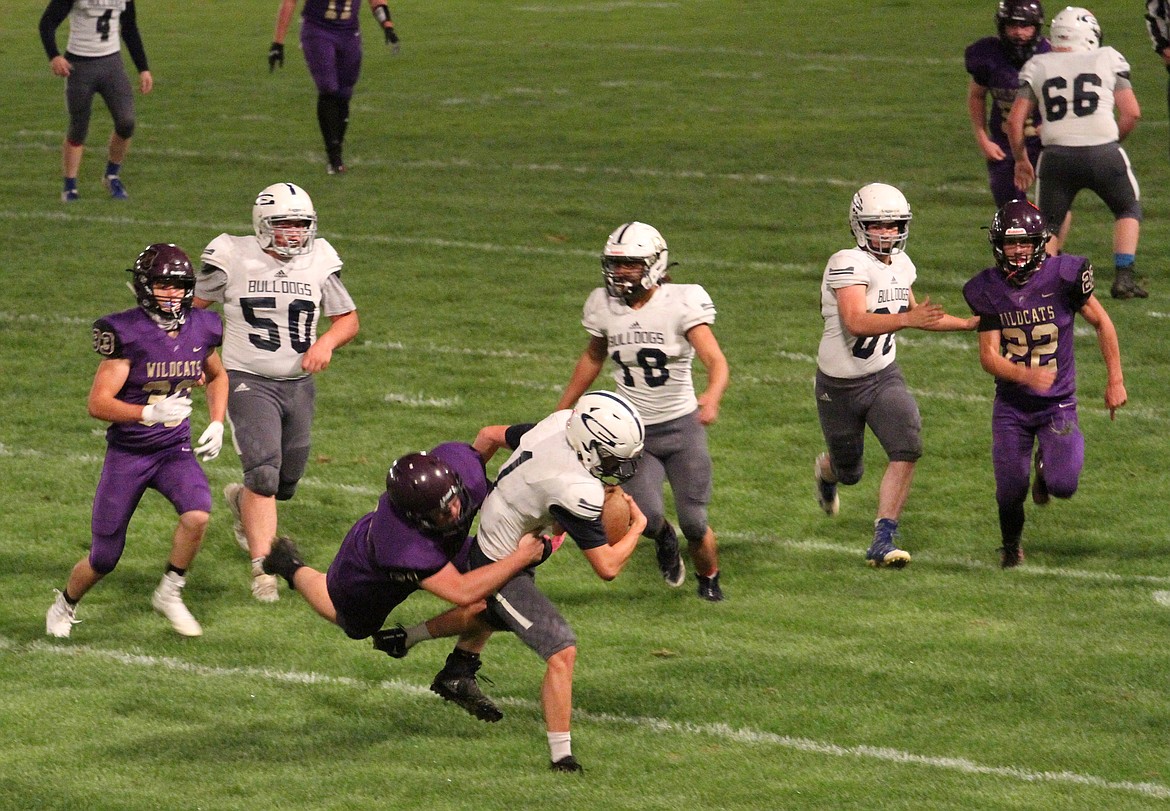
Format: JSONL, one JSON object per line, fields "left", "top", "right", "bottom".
{"left": 3, "top": 2, "right": 1170, "bottom": 808}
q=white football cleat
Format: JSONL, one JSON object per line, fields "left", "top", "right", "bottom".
{"left": 151, "top": 572, "right": 203, "bottom": 637}
{"left": 223, "top": 483, "right": 250, "bottom": 552}
{"left": 251, "top": 559, "right": 279, "bottom": 603}
{"left": 46, "top": 589, "right": 79, "bottom": 638}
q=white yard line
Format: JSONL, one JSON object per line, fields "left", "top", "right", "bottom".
{"left": 4, "top": 636, "right": 1166, "bottom": 800}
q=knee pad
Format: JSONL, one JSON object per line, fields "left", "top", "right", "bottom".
{"left": 837, "top": 463, "right": 864, "bottom": 486}
{"left": 113, "top": 119, "right": 135, "bottom": 140}
{"left": 88, "top": 534, "right": 124, "bottom": 575}
{"left": 244, "top": 465, "right": 280, "bottom": 498}
{"left": 276, "top": 480, "right": 299, "bottom": 501}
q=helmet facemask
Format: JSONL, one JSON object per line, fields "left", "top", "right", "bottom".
{"left": 988, "top": 200, "right": 1049, "bottom": 287}
{"left": 565, "top": 391, "right": 646, "bottom": 485}
{"left": 128, "top": 243, "right": 196, "bottom": 331}
{"left": 996, "top": 0, "right": 1045, "bottom": 66}
{"left": 849, "top": 184, "right": 912, "bottom": 257}
{"left": 253, "top": 183, "right": 318, "bottom": 258}
{"left": 601, "top": 222, "right": 669, "bottom": 304}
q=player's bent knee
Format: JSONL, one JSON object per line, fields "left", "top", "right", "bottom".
{"left": 114, "top": 121, "right": 135, "bottom": 140}
{"left": 276, "top": 480, "right": 299, "bottom": 501}
{"left": 88, "top": 544, "right": 123, "bottom": 575}
{"left": 244, "top": 466, "right": 280, "bottom": 498}
{"left": 837, "top": 465, "right": 863, "bottom": 486}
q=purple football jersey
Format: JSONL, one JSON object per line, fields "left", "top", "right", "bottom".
{"left": 92, "top": 307, "right": 223, "bottom": 451}
{"left": 965, "top": 36, "right": 1051, "bottom": 147}
{"left": 302, "top": 0, "right": 361, "bottom": 32}
{"left": 963, "top": 254, "right": 1093, "bottom": 410}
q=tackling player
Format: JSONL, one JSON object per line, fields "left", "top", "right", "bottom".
{"left": 38, "top": 0, "right": 153, "bottom": 202}
{"left": 557, "top": 222, "right": 730, "bottom": 601}
{"left": 963, "top": 200, "right": 1126, "bottom": 567}
{"left": 813, "top": 184, "right": 978, "bottom": 568}
{"left": 385, "top": 391, "right": 647, "bottom": 773}
{"left": 195, "top": 182, "right": 359, "bottom": 602}
{"left": 46, "top": 244, "right": 227, "bottom": 639}
{"left": 1007, "top": 7, "right": 1146, "bottom": 299}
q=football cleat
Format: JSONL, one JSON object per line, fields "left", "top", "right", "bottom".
{"left": 224, "top": 483, "right": 250, "bottom": 552}
{"left": 999, "top": 541, "right": 1025, "bottom": 568}
{"left": 866, "top": 520, "right": 910, "bottom": 569}
{"left": 262, "top": 536, "right": 305, "bottom": 588}
{"left": 250, "top": 559, "right": 279, "bottom": 603}
{"left": 550, "top": 756, "right": 583, "bottom": 773}
{"left": 61, "top": 189, "right": 80, "bottom": 203}
{"left": 430, "top": 658, "right": 502, "bottom": 723}
{"left": 45, "top": 590, "right": 80, "bottom": 638}
{"left": 814, "top": 453, "right": 839, "bottom": 516}
{"left": 372, "top": 624, "right": 409, "bottom": 658}
{"left": 696, "top": 571, "right": 724, "bottom": 602}
{"left": 103, "top": 175, "right": 129, "bottom": 200}
{"left": 1031, "top": 450, "right": 1050, "bottom": 506}
{"left": 654, "top": 523, "right": 686, "bottom": 587}
{"left": 1110, "top": 267, "right": 1148, "bottom": 300}
{"left": 326, "top": 162, "right": 347, "bottom": 175}
{"left": 151, "top": 572, "right": 202, "bottom": 637}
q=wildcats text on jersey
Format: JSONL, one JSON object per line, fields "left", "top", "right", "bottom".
{"left": 145, "top": 360, "right": 203, "bottom": 379}
{"left": 1000, "top": 305, "right": 1056, "bottom": 328}
{"left": 246, "top": 280, "right": 315, "bottom": 296}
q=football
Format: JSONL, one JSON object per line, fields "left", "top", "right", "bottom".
{"left": 601, "top": 486, "right": 633, "bottom": 545}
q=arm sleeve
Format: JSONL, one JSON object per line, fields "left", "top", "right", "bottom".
{"left": 549, "top": 504, "right": 607, "bottom": 551}
{"left": 119, "top": 1, "right": 149, "bottom": 72}
{"left": 320, "top": 272, "right": 357, "bottom": 317}
{"left": 38, "top": 0, "right": 72, "bottom": 59}
{"left": 504, "top": 423, "right": 536, "bottom": 450}
{"left": 195, "top": 264, "right": 228, "bottom": 302}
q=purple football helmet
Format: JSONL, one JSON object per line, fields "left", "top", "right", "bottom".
{"left": 128, "top": 243, "right": 195, "bottom": 330}
{"left": 988, "top": 199, "right": 1049, "bottom": 287}
{"left": 386, "top": 452, "right": 469, "bottom": 539}
{"left": 996, "top": 0, "right": 1045, "bottom": 66}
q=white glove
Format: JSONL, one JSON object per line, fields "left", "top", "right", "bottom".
{"left": 195, "top": 420, "right": 225, "bottom": 461}
{"left": 141, "top": 393, "right": 193, "bottom": 426}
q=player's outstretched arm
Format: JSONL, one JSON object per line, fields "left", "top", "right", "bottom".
{"left": 421, "top": 533, "right": 545, "bottom": 606}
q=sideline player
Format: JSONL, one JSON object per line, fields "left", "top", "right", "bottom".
{"left": 813, "top": 183, "right": 978, "bottom": 568}
{"left": 269, "top": 0, "right": 400, "bottom": 174}
{"left": 963, "top": 200, "right": 1125, "bottom": 566}
{"left": 38, "top": 0, "right": 153, "bottom": 202}
{"left": 46, "top": 244, "right": 227, "bottom": 638}
{"left": 557, "top": 222, "right": 729, "bottom": 601}
{"left": 195, "top": 182, "right": 358, "bottom": 602}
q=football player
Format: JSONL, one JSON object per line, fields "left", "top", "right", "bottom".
{"left": 813, "top": 184, "right": 978, "bottom": 568}
{"left": 269, "top": 0, "right": 401, "bottom": 174}
{"left": 963, "top": 200, "right": 1126, "bottom": 567}
{"left": 1007, "top": 7, "right": 1146, "bottom": 299}
{"left": 38, "top": 0, "right": 153, "bottom": 202}
{"left": 258, "top": 446, "right": 546, "bottom": 651}
{"left": 388, "top": 391, "right": 647, "bottom": 773}
{"left": 195, "top": 182, "right": 359, "bottom": 602}
{"left": 557, "top": 222, "right": 730, "bottom": 601}
{"left": 965, "top": 1, "right": 1052, "bottom": 207}
{"left": 46, "top": 244, "right": 227, "bottom": 639}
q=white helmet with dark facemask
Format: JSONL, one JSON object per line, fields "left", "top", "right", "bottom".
{"left": 253, "top": 182, "right": 318, "bottom": 258}
{"left": 601, "top": 221, "right": 669, "bottom": 302}
{"left": 565, "top": 390, "right": 645, "bottom": 485}
{"left": 1049, "top": 6, "right": 1100, "bottom": 51}
{"left": 849, "top": 183, "right": 912, "bottom": 256}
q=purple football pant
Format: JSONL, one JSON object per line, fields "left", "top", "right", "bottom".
{"left": 302, "top": 23, "right": 362, "bottom": 98}
{"left": 89, "top": 444, "right": 212, "bottom": 574}
{"left": 987, "top": 140, "right": 1042, "bottom": 208}
{"left": 992, "top": 398, "right": 1084, "bottom": 508}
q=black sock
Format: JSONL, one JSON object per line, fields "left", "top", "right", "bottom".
{"left": 166, "top": 563, "right": 187, "bottom": 577}
{"left": 317, "top": 93, "right": 344, "bottom": 162}
{"left": 998, "top": 503, "right": 1025, "bottom": 545}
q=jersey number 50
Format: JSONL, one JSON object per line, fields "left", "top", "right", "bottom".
{"left": 240, "top": 297, "right": 316, "bottom": 353}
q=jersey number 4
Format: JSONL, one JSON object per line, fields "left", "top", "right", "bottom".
{"left": 240, "top": 297, "right": 316, "bottom": 353}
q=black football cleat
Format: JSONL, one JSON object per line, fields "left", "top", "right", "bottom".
{"left": 550, "top": 756, "right": 583, "bottom": 773}
{"left": 262, "top": 536, "right": 305, "bottom": 588}
{"left": 372, "top": 624, "right": 409, "bottom": 658}
{"left": 430, "top": 660, "right": 502, "bottom": 723}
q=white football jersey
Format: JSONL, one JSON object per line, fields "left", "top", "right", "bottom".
{"left": 817, "top": 248, "right": 916, "bottom": 379}
{"left": 198, "top": 234, "right": 346, "bottom": 379}
{"left": 581, "top": 284, "right": 715, "bottom": 425}
{"left": 67, "top": 0, "right": 129, "bottom": 59}
{"left": 476, "top": 410, "right": 605, "bottom": 562}
{"left": 1018, "top": 47, "right": 1131, "bottom": 146}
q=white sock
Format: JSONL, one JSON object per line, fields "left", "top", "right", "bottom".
{"left": 404, "top": 622, "right": 432, "bottom": 649}
{"left": 547, "top": 731, "right": 572, "bottom": 762}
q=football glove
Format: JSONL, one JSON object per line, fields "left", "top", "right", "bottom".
{"left": 268, "top": 42, "right": 284, "bottom": 72}
{"left": 385, "top": 25, "right": 400, "bottom": 54}
{"left": 195, "top": 421, "right": 224, "bottom": 461}
{"left": 372, "top": 5, "right": 400, "bottom": 54}
{"left": 141, "top": 393, "right": 192, "bottom": 426}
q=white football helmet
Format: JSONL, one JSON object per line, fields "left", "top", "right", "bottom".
{"left": 566, "top": 390, "right": 645, "bottom": 485}
{"left": 601, "top": 221, "right": 669, "bottom": 302}
{"left": 849, "top": 183, "right": 912, "bottom": 256}
{"left": 253, "top": 182, "right": 318, "bottom": 258}
{"left": 1049, "top": 7, "right": 1100, "bottom": 52}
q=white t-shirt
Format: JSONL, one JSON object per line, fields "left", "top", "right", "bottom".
{"left": 197, "top": 234, "right": 352, "bottom": 380}
{"left": 1018, "top": 47, "right": 1132, "bottom": 147}
{"left": 476, "top": 411, "right": 605, "bottom": 562}
{"left": 581, "top": 284, "right": 715, "bottom": 425}
{"left": 817, "top": 248, "right": 916, "bottom": 379}
{"left": 67, "top": 0, "right": 128, "bottom": 59}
